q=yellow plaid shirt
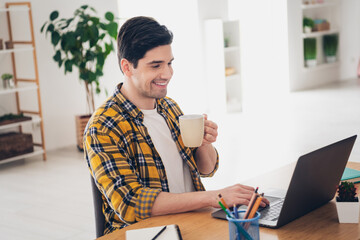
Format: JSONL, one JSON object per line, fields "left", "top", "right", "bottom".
{"left": 84, "top": 83, "right": 219, "bottom": 234}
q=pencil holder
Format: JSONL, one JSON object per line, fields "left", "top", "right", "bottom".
{"left": 226, "top": 210, "right": 260, "bottom": 240}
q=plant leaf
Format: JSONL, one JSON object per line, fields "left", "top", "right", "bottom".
{"left": 40, "top": 22, "right": 47, "bottom": 33}
{"left": 51, "top": 31, "right": 61, "bottom": 46}
{"left": 47, "top": 23, "right": 54, "bottom": 34}
{"left": 105, "top": 12, "right": 114, "bottom": 21}
{"left": 50, "top": 11, "right": 59, "bottom": 21}
{"left": 64, "top": 60, "right": 73, "bottom": 72}
{"left": 107, "top": 22, "right": 118, "bottom": 39}
{"left": 53, "top": 50, "right": 61, "bottom": 62}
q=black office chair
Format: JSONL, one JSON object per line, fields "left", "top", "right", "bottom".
{"left": 90, "top": 175, "right": 106, "bottom": 238}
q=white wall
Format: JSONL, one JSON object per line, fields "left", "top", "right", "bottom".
{"left": 0, "top": 0, "right": 121, "bottom": 150}
{"left": 117, "top": 0, "right": 207, "bottom": 115}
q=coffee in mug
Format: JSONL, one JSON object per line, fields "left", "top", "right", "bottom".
{"left": 179, "top": 114, "right": 204, "bottom": 147}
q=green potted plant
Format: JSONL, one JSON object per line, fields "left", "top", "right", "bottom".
{"left": 304, "top": 38, "right": 317, "bottom": 67}
{"left": 336, "top": 181, "right": 359, "bottom": 223}
{"left": 40, "top": 5, "right": 118, "bottom": 150}
{"left": 303, "top": 17, "right": 314, "bottom": 33}
{"left": 323, "top": 34, "right": 338, "bottom": 63}
{"left": 1, "top": 73, "right": 14, "bottom": 89}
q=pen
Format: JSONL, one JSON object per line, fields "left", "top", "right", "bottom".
{"left": 151, "top": 225, "right": 167, "bottom": 240}
{"left": 233, "top": 204, "right": 239, "bottom": 219}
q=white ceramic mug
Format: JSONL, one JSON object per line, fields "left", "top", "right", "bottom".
{"left": 179, "top": 114, "right": 204, "bottom": 147}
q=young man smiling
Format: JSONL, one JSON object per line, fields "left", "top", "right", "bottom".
{"left": 84, "top": 16, "right": 268, "bottom": 235}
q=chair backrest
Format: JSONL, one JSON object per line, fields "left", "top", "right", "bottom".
{"left": 90, "top": 175, "right": 106, "bottom": 238}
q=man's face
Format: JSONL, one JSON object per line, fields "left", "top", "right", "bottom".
{"left": 129, "top": 44, "right": 174, "bottom": 102}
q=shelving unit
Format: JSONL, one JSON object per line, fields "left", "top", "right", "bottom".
{"left": 301, "top": 0, "right": 340, "bottom": 71}
{"left": 0, "top": 2, "right": 46, "bottom": 164}
{"left": 204, "top": 19, "right": 242, "bottom": 114}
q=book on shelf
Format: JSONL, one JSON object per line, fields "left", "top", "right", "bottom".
{"left": 341, "top": 168, "right": 360, "bottom": 184}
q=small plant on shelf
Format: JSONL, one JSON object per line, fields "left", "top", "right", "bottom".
{"left": 303, "top": 17, "right": 314, "bottom": 33}
{"left": 323, "top": 34, "right": 338, "bottom": 63}
{"left": 337, "top": 181, "right": 358, "bottom": 202}
{"left": 1, "top": 73, "right": 14, "bottom": 89}
{"left": 304, "top": 38, "right": 317, "bottom": 67}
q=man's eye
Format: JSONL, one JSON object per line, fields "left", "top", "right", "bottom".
{"left": 168, "top": 62, "right": 172, "bottom": 66}
{"left": 152, "top": 65, "right": 160, "bottom": 69}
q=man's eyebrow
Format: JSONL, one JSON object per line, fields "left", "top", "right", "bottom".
{"left": 147, "top": 58, "right": 174, "bottom": 65}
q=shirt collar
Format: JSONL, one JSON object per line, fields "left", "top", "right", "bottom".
{"left": 113, "top": 83, "right": 170, "bottom": 121}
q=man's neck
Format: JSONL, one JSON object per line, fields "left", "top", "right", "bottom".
{"left": 120, "top": 81, "right": 156, "bottom": 110}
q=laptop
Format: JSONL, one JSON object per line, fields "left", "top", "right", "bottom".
{"left": 211, "top": 135, "right": 357, "bottom": 228}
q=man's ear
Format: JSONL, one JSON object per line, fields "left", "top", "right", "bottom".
{"left": 121, "top": 58, "right": 132, "bottom": 77}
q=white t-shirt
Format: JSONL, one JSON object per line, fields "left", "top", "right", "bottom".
{"left": 141, "top": 108, "right": 195, "bottom": 193}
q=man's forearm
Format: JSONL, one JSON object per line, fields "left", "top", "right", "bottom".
{"left": 151, "top": 190, "right": 216, "bottom": 216}
{"left": 195, "top": 144, "right": 217, "bottom": 175}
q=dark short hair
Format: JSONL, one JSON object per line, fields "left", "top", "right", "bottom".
{"left": 117, "top": 16, "right": 173, "bottom": 73}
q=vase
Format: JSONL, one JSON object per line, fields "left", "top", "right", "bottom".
{"left": 335, "top": 200, "right": 360, "bottom": 223}
{"left": 2, "top": 79, "right": 14, "bottom": 89}
{"left": 75, "top": 114, "right": 92, "bottom": 151}
{"left": 305, "top": 59, "right": 317, "bottom": 68}
{"left": 325, "top": 56, "right": 336, "bottom": 63}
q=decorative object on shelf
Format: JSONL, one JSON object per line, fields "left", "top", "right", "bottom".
{"left": 225, "top": 67, "right": 236, "bottom": 76}
{"left": 5, "top": 40, "right": 13, "bottom": 49}
{"left": 0, "top": 39, "right": 3, "bottom": 50}
{"left": 303, "top": 17, "right": 314, "bottom": 33}
{"left": 304, "top": 38, "right": 317, "bottom": 67}
{"left": 323, "top": 34, "right": 338, "bottom": 63}
{"left": 0, "top": 113, "right": 32, "bottom": 126}
{"left": 335, "top": 181, "right": 359, "bottom": 223}
{"left": 40, "top": 5, "right": 118, "bottom": 150}
{"left": 0, "top": 132, "right": 34, "bottom": 160}
{"left": 313, "top": 19, "right": 330, "bottom": 32}
{"left": 357, "top": 59, "right": 360, "bottom": 78}
{"left": 224, "top": 37, "right": 230, "bottom": 48}
{"left": 1, "top": 73, "right": 15, "bottom": 89}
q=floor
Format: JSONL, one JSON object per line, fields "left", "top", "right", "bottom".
{"left": 0, "top": 79, "right": 360, "bottom": 239}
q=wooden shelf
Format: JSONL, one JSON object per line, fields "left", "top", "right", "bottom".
{"left": 0, "top": 85, "right": 38, "bottom": 95}
{"left": 0, "top": 146, "right": 44, "bottom": 165}
{"left": 0, "top": 7, "right": 29, "bottom": 12}
{"left": 0, "top": 115, "right": 41, "bottom": 131}
{"left": 0, "top": 47, "right": 34, "bottom": 54}
{"left": 302, "top": 29, "right": 339, "bottom": 38}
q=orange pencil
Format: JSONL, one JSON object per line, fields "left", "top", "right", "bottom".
{"left": 218, "top": 193, "right": 230, "bottom": 210}
{"left": 248, "top": 193, "right": 263, "bottom": 220}
{"left": 244, "top": 187, "right": 259, "bottom": 219}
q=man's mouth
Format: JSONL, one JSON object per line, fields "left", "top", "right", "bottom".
{"left": 153, "top": 81, "right": 168, "bottom": 86}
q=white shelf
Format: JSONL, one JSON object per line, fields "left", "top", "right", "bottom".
{"left": 0, "top": 7, "right": 29, "bottom": 12}
{"left": 226, "top": 74, "right": 240, "bottom": 81}
{"left": 0, "top": 85, "right": 38, "bottom": 95}
{"left": 303, "top": 61, "right": 340, "bottom": 72}
{"left": 301, "top": 3, "right": 336, "bottom": 9}
{"left": 302, "top": 29, "right": 339, "bottom": 38}
{"left": 224, "top": 46, "right": 239, "bottom": 53}
{"left": 0, "top": 47, "right": 34, "bottom": 54}
{"left": 0, "top": 115, "right": 41, "bottom": 131}
{"left": 0, "top": 146, "right": 44, "bottom": 165}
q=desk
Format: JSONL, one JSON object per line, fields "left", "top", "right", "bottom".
{"left": 98, "top": 162, "right": 360, "bottom": 240}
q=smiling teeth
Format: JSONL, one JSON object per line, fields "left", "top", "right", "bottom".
{"left": 155, "top": 82, "right": 166, "bottom": 86}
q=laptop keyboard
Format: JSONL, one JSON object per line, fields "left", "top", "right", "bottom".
{"left": 260, "top": 198, "right": 284, "bottom": 221}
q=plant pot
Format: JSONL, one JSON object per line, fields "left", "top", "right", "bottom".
{"left": 336, "top": 200, "right": 360, "bottom": 223}
{"left": 2, "top": 78, "right": 14, "bottom": 89}
{"left": 305, "top": 59, "right": 317, "bottom": 68}
{"left": 75, "top": 114, "right": 92, "bottom": 151}
{"left": 5, "top": 41, "right": 13, "bottom": 49}
{"left": 0, "top": 39, "right": 3, "bottom": 50}
{"left": 325, "top": 56, "right": 336, "bottom": 63}
{"left": 303, "top": 26, "right": 312, "bottom": 34}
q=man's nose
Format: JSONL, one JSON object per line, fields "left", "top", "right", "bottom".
{"left": 160, "top": 65, "right": 173, "bottom": 79}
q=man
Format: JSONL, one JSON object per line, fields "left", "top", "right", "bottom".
{"left": 84, "top": 16, "right": 268, "bottom": 235}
